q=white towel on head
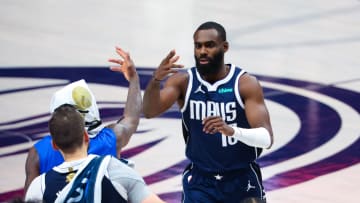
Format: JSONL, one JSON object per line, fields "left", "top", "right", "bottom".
{"left": 49, "top": 79, "right": 101, "bottom": 137}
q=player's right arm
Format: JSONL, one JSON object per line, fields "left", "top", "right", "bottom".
{"left": 108, "top": 47, "right": 142, "bottom": 155}
{"left": 143, "top": 50, "right": 185, "bottom": 118}
{"left": 24, "top": 146, "right": 40, "bottom": 193}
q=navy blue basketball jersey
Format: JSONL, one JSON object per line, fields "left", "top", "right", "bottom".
{"left": 43, "top": 156, "right": 126, "bottom": 203}
{"left": 181, "top": 64, "right": 262, "bottom": 172}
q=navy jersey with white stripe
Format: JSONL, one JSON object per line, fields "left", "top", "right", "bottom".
{"left": 181, "top": 64, "right": 262, "bottom": 172}
{"left": 43, "top": 158, "right": 126, "bottom": 203}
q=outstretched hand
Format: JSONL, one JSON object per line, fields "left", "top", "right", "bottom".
{"left": 153, "top": 49, "right": 184, "bottom": 81}
{"left": 108, "top": 46, "right": 137, "bottom": 81}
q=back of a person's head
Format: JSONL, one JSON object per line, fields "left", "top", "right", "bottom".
{"left": 49, "top": 104, "right": 85, "bottom": 153}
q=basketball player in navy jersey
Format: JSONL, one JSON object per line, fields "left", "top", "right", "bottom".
{"left": 143, "top": 21, "right": 274, "bottom": 202}
{"left": 25, "top": 104, "right": 165, "bottom": 203}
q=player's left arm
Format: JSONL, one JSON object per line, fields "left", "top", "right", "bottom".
{"left": 107, "top": 47, "right": 142, "bottom": 157}
{"left": 239, "top": 73, "right": 274, "bottom": 148}
{"left": 202, "top": 73, "right": 273, "bottom": 149}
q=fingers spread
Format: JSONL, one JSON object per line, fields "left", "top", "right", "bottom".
{"left": 169, "top": 55, "right": 180, "bottom": 64}
{"left": 165, "top": 49, "right": 176, "bottom": 60}
{"left": 173, "top": 64, "right": 185, "bottom": 69}
{"left": 108, "top": 58, "right": 124, "bottom": 65}
{"left": 115, "top": 46, "right": 131, "bottom": 61}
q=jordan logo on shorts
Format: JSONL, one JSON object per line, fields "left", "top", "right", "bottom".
{"left": 246, "top": 180, "right": 255, "bottom": 192}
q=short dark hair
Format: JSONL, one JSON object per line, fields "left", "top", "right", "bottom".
{"left": 194, "top": 21, "right": 227, "bottom": 41}
{"left": 49, "top": 104, "right": 85, "bottom": 153}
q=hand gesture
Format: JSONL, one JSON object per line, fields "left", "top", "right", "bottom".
{"left": 202, "top": 116, "right": 234, "bottom": 136}
{"left": 108, "top": 46, "right": 137, "bottom": 81}
{"left": 153, "top": 49, "right": 184, "bottom": 81}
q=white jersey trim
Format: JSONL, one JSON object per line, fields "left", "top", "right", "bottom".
{"left": 54, "top": 155, "right": 99, "bottom": 203}
{"left": 181, "top": 69, "right": 193, "bottom": 113}
{"left": 195, "top": 64, "right": 236, "bottom": 92}
{"left": 234, "top": 69, "right": 247, "bottom": 109}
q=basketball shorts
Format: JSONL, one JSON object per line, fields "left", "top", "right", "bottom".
{"left": 182, "top": 162, "right": 266, "bottom": 203}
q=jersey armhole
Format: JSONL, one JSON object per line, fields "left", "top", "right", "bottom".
{"left": 180, "top": 69, "right": 193, "bottom": 113}
{"left": 40, "top": 173, "right": 46, "bottom": 195}
{"left": 235, "top": 69, "right": 247, "bottom": 108}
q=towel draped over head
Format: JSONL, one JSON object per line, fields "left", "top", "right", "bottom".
{"left": 50, "top": 79, "right": 102, "bottom": 137}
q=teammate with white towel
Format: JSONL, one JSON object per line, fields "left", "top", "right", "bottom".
{"left": 24, "top": 47, "right": 141, "bottom": 193}
{"left": 25, "top": 104, "right": 164, "bottom": 203}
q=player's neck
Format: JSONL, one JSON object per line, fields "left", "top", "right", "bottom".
{"left": 202, "top": 64, "right": 229, "bottom": 83}
{"left": 61, "top": 146, "right": 88, "bottom": 162}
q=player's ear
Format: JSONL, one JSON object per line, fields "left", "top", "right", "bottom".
{"left": 223, "top": 41, "right": 229, "bottom": 52}
{"left": 51, "top": 140, "right": 59, "bottom": 150}
{"left": 84, "top": 131, "right": 89, "bottom": 142}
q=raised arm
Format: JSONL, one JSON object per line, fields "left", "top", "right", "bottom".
{"left": 108, "top": 47, "right": 142, "bottom": 156}
{"left": 143, "top": 50, "right": 185, "bottom": 118}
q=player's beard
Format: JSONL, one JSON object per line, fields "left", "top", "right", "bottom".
{"left": 195, "top": 51, "right": 224, "bottom": 76}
